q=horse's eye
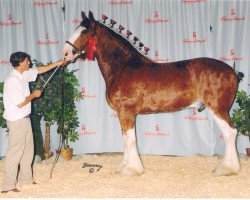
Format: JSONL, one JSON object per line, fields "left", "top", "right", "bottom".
{"left": 81, "top": 29, "right": 87, "bottom": 34}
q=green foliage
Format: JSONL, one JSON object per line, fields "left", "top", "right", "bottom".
{"left": 0, "top": 82, "right": 3, "bottom": 93}
{"left": 0, "top": 82, "right": 7, "bottom": 129}
{"left": 30, "top": 111, "right": 45, "bottom": 159}
{"left": 232, "top": 90, "right": 250, "bottom": 136}
{"left": 31, "top": 60, "right": 83, "bottom": 149}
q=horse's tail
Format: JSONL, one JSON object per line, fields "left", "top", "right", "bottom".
{"left": 232, "top": 61, "right": 244, "bottom": 82}
{"left": 236, "top": 71, "right": 244, "bottom": 82}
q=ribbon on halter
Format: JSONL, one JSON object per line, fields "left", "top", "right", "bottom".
{"left": 86, "top": 37, "right": 97, "bottom": 61}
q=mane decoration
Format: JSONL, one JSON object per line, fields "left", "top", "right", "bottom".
{"left": 100, "top": 14, "right": 151, "bottom": 57}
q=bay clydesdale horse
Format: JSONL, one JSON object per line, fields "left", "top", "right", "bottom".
{"left": 62, "top": 11, "right": 244, "bottom": 176}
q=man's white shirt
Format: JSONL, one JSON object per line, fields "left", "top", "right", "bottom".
{"left": 3, "top": 68, "right": 38, "bottom": 121}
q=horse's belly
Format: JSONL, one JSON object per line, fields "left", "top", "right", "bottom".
{"left": 139, "top": 94, "right": 197, "bottom": 113}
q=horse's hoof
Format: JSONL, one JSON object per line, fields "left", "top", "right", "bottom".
{"left": 118, "top": 165, "right": 144, "bottom": 176}
{"left": 116, "top": 161, "right": 127, "bottom": 174}
{"left": 213, "top": 163, "right": 239, "bottom": 176}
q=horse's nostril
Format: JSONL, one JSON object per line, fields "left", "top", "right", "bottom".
{"left": 65, "top": 52, "right": 68, "bottom": 56}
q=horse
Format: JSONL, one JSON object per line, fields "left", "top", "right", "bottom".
{"left": 62, "top": 11, "right": 244, "bottom": 177}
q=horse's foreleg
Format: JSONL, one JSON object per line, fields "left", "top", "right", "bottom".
{"left": 118, "top": 127, "right": 144, "bottom": 176}
{"left": 116, "top": 132, "right": 128, "bottom": 173}
{"left": 116, "top": 112, "right": 144, "bottom": 176}
{"left": 210, "top": 110, "right": 240, "bottom": 176}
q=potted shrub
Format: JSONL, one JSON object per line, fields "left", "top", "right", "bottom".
{"left": 57, "top": 67, "right": 82, "bottom": 160}
{"left": 31, "top": 60, "right": 83, "bottom": 160}
{"left": 232, "top": 90, "right": 250, "bottom": 156}
{"left": 31, "top": 60, "right": 62, "bottom": 159}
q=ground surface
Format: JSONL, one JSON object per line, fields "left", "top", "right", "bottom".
{"left": 0, "top": 153, "right": 249, "bottom": 198}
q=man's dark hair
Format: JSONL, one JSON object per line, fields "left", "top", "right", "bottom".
{"left": 10, "top": 51, "right": 33, "bottom": 68}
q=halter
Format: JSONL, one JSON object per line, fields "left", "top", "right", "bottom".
{"left": 65, "top": 41, "right": 81, "bottom": 53}
{"left": 65, "top": 36, "right": 97, "bottom": 62}
{"left": 65, "top": 40, "right": 86, "bottom": 62}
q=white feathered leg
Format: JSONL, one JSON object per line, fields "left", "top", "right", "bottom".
{"left": 211, "top": 112, "right": 240, "bottom": 176}
{"left": 116, "top": 133, "right": 128, "bottom": 173}
{"left": 117, "top": 127, "right": 144, "bottom": 176}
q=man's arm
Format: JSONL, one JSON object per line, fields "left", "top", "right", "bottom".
{"left": 37, "top": 59, "right": 66, "bottom": 74}
{"left": 17, "top": 90, "right": 42, "bottom": 108}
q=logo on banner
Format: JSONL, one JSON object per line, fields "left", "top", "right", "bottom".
{"left": 33, "top": 1, "right": 58, "bottom": 6}
{"left": 145, "top": 11, "right": 169, "bottom": 24}
{"left": 82, "top": 87, "right": 96, "bottom": 99}
{"left": 37, "top": 33, "right": 59, "bottom": 46}
{"left": 153, "top": 51, "right": 169, "bottom": 63}
{"left": 1, "top": 59, "right": 11, "bottom": 65}
{"left": 108, "top": 0, "right": 133, "bottom": 6}
{"left": 221, "top": 9, "right": 245, "bottom": 22}
{"left": 145, "top": 125, "right": 170, "bottom": 137}
{"left": 220, "top": 49, "right": 243, "bottom": 62}
{"left": 184, "top": 108, "right": 208, "bottom": 121}
{"left": 79, "top": 124, "right": 96, "bottom": 136}
{"left": 0, "top": 14, "right": 22, "bottom": 27}
{"left": 182, "top": 0, "right": 207, "bottom": 4}
{"left": 183, "top": 31, "right": 206, "bottom": 45}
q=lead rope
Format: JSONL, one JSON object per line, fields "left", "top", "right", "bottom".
{"left": 50, "top": 66, "right": 65, "bottom": 179}
{"left": 48, "top": 39, "right": 87, "bottom": 178}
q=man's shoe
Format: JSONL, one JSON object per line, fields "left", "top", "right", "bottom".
{"left": 1, "top": 188, "right": 20, "bottom": 193}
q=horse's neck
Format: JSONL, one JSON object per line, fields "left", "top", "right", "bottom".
{"left": 95, "top": 27, "right": 129, "bottom": 84}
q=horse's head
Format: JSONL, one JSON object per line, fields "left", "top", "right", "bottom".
{"left": 62, "top": 11, "right": 97, "bottom": 62}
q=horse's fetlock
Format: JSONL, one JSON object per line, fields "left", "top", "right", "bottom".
{"left": 214, "top": 161, "right": 240, "bottom": 176}
{"left": 119, "top": 164, "right": 144, "bottom": 176}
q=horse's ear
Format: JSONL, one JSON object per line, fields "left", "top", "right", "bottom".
{"left": 88, "top": 11, "right": 95, "bottom": 22}
{"left": 81, "top": 11, "right": 87, "bottom": 20}
{"left": 88, "top": 11, "right": 96, "bottom": 34}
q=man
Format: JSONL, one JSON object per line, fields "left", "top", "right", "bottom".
{"left": 1, "top": 52, "right": 66, "bottom": 193}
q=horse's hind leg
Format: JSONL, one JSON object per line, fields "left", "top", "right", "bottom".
{"left": 209, "top": 110, "right": 240, "bottom": 176}
{"left": 116, "top": 113, "right": 144, "bottom": 176}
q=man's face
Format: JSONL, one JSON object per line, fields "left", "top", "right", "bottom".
{"left": 19, "top": 57, "right": 30, "bottom": 71}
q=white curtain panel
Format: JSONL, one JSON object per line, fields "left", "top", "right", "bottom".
{"left": 0, "top": 0, "right": 249, "bottom": 157}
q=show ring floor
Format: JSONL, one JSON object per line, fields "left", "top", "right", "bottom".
{"left": 0, "top": 153, "right": 249, "bottom": 198}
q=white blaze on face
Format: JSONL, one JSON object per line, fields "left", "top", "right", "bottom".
{"left": 62, "top": 26, "right": 86, "bottom": 61}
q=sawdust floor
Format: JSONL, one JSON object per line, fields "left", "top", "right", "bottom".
{"left": 0, "top": 153, "right": 250, "bottom": 198}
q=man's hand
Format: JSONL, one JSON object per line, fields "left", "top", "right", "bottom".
{"left": 32, "top": 90, "right": 43, "bottom": 98}
{"left": 57, "top": 59, "right": 68, "bottom": 67}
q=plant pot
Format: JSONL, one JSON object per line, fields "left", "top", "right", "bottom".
{"left": 60, "top": 148, "right": 73, "bottom": 160}
{"left": 44, "top": 151, "right": 53, "bottom": 160}
{"left": 246, "top": 148, "right": 250, "bottom": 157}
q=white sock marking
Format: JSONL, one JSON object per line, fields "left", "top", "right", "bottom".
{"left": 210, "top": 110, "right": 239, "bottom": 170}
